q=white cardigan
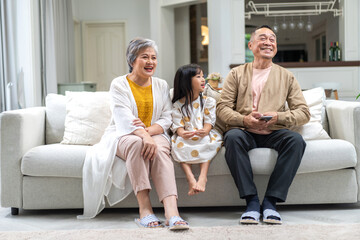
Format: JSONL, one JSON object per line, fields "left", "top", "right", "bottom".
{"left": 78, "top": 75, "right": 172, "bottom": 219}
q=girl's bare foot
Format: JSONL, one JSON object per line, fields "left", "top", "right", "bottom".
{"left": 195, "top": 176, "right": 207, "bottom": 193}
{"left": 188, "top": 178, "right": 198, "bottom": 196}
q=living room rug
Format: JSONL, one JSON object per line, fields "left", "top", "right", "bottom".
{"left": 1, "top": 224, "right": 359, "bottom": 240}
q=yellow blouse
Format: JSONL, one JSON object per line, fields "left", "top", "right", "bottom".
{"left": 127, "top": 76, "right": 153, "bottom": 127}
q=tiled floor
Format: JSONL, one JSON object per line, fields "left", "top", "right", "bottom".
{"left": 1, "top": 203, "right": 360, "bottom": 231}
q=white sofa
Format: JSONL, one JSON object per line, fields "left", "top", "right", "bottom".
{"left": 1, "top": 93, "right": 360, "bottom": 216}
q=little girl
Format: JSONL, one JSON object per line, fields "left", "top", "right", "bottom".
{"left": 171, "top": 64, "right": 223, "bottom": 196}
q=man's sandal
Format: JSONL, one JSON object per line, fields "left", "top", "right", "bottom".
{"left": 166, "top": 216, "right": 189, "bottom": 231}
{"left": 239, "top": 211, "right": 260, "bottom": 224}
{"left": 263, "top": 209, "right": 282, "bottom": 225}
{"left": 134, "top": 214, "right": 163, "bottom": 228}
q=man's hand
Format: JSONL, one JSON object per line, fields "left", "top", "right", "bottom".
{"left": 262, "top": 112, "right": 278, "bottom": 127}
{"left": 243, "top": 111, "right": 267, "bottom": 130}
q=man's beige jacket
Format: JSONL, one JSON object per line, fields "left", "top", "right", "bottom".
{"left": 216, "top": 62, "right": 310, "bottom": 134}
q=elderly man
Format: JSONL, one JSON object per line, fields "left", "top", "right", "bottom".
{"left": 216, "top": 25, "right": 310, "bottom": 225}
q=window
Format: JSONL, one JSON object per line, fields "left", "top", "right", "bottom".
{"left": 315, "top": 33, "right": 326, "bottom": 61}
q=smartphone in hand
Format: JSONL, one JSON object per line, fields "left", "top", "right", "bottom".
{"left": 259, "top": 116, "right": 273, "bottom": 122}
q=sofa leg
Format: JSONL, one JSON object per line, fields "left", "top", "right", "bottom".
{"left": 11, "top": 207, "right": 19, "bottom": 215}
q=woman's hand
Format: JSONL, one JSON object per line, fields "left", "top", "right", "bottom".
{"left": 133, "top": 118, "right": 146, "bottom": 128}
{"left": 142, "top": 135, "right": 157, "bottom": 161}
{"left": 133, "top": 128, "right": 157, "bottom": 161}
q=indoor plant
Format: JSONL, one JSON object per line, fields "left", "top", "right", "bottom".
{"left": 206, "top": 72, "right": 223, "bottom": 89}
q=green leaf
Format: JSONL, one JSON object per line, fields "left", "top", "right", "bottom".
{"left": 357, "top": 93, "right": 360, "bottom": 100}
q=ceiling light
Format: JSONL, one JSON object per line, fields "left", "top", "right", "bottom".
{"left": 289, "top": 16, "right": 295, "bottom": 30}
{"left": 273, "top": 17, "right": 279, "bottom": 33}
{"left": 305, "top": 16, "right": 313, "bottom": 32}
{"left": 297, "top": 17, "right": 304, "bottom": 29}
{"left": 281, "top": 16, "right": 287, "bottom": 30}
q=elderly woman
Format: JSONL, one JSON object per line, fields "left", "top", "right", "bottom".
{"left": 78, "top": 38, "right": 188, "bottom": 230}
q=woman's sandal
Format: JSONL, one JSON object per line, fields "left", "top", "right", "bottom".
{"left": 134, "top": 214, "right": 163, "bottom": 228}
{"left": 263, "top": 209, "right": 282, "bottom": 225}
{"left": 239, "top": 211, "right": 260, "bottom": 224}
{"left": 166, "top": 216, "right": 190, "bottom": 231}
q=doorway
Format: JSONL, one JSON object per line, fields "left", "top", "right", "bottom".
{"left": 82, "top": 21, "right": 127, "bottom": 91}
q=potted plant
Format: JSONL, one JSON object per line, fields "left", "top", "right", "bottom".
{"left": 206, "top": 72, "right": 223, "bottom": 89}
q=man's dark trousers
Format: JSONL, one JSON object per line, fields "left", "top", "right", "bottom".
{"left": 224, "top": 128, "right": 306, "bottom": 202}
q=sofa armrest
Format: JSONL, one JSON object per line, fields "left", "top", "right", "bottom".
{"left": 326, "top": 100, "right": 360, "bottom": 200}
{"left": 0, "top": 107, "right": 46, "bottom": 208}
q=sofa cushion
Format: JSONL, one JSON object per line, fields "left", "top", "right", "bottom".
{"left": 21, "top": 144, "right": 90, "bottom": 178}
{"left": 22, "top": 140, "right": 355, "bottom": 178}
{"left": 61, "top": 91, "right": 111, "bottom": 145}
{"left": 45, "top": 94, "right": 67, "bottom": 144}
{"left": 298, "top": 139, "right": 356, "bottom": 174}
{"left": 252, "top": 139, "right": 356, "bottom": 175}
{"left": 174, "top": 139, "right": 356, "bottom": 177}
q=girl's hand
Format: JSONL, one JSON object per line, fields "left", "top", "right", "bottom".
{"left": 195, "top": 129, "right": 210, "bottom": 138}
{"left": 195, "top": 123, "right": 212, "bottom": 138}
{"left": 133, "top": 118, "right": 146, "bottom": 128}
{"left": 177, "top": 128, "right": 195, "bottom": 140}
{"left": 142, "top": 135, "right": 157, "bottom": 161}
{"left": 180, "top": 131, "right": 196, "bottom": 139}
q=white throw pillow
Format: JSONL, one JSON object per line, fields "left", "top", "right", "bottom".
{"left": 46, "top": 94, "right": 67, "bottom": 144}
{"left": 291, "top": 87, "right": 330, "bottom": 140}
{"left": 61, "top": 91, "right": 111, "bottom": 145}
{"left": 204, "top": 83, "right": 221, "bottom": 102}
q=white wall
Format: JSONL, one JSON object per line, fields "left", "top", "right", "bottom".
{"left": 174, "top": 6, "right": 191, "bottom": 77}
{"left": 152, "top": 0, "right": 245, "bottom": 86}
{"left": 150, "top": 0, "right": 192, "bottom": 85}
{"left": 339, "top": 0, "right": 360, "bottom": 61}
{"left": 208, "top": 0, "right": 244, "bottom": 82}
{"left": 72, "top": 0, "right": 151, "bottom": 44}
{"left": 70, "top": 0, "right": 359, "bottom": 97}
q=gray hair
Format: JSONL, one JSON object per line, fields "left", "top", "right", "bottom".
{"left": 126, "top": 37, "right": 158, "bottom": 73}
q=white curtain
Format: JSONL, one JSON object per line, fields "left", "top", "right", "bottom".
{"left": 0, "top": 0, "right": 19, "bottom": 111}
{"left": 40, "top": 0, "right": 75, "bottom": 99}
{"left": 0, "top": 0, "right": 75, "bottom": 110}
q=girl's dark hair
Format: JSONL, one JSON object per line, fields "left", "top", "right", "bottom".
{"left": 172, "top": 64, "right": 204, "bottom": 117}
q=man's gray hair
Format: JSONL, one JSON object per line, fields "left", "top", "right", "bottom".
{"left": 126, "top": 37, "right": 158, "bottom": 73}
